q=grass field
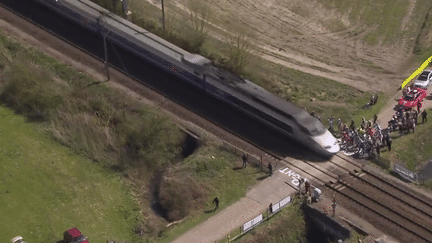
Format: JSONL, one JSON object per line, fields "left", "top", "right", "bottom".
{"left": 379, "top": 108, "right": 432, "bottom": 172}
{"left": 230, "top": 198, "right": 306, "bottom": 243}
{"left": 3, "top": 0, "right": 432, "bottom": 241}
{"left": 230, "top": 197, "right": 368, "bottom": 243}
{"left": 87, "top": 0, "right": 389, "bottom": 133}
{"left": 0, "top": 106, "right": 142, "bottom": 243}
{"left": 154, "top": 143, "right": 269, "bottom": 242}
{"left": 319, "top": 0, "right": 425, "bottom": 45}
{"left": 0, "top": 27, "right": 272, "bottom": 241}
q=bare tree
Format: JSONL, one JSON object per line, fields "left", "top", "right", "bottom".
{"left": 225, "top": 32, "right": 254, "bottom": 75}
{"left": 186, "top": 0, "right": 212, "bottom": 50}
{"left": 111, "top": 0, "right": 119, "bottom": 12}
{"left": 164, "top": 9, "right": 179, "bottom": 37}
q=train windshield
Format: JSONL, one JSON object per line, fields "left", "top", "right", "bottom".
{"left": 295, "top": 111, "right": 327, "bottom": 136}
{"left": 418, "top": 71, "right": 430, "bottom": 81}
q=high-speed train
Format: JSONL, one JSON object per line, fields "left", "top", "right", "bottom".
{"left": 31, "top": 0, "right": 340, "bottom": 157}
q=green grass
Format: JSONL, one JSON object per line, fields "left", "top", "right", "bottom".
{"left": 319, "top": 0, "right": 413, "bottom": 45}
{"left": 379, "top": 108, "right": 432, "bottom": 171}
{"left": 0, "top": 27, "right": 273, "bottom": 241}
{"left": 86, "top": 0, "right": 391, "bottom": 128}
{"left": 241, "top": 54, "right": 388, "bottom": 129}
{"left": 0, "top": 106, "right": 143, "bottom": 243}
{"left": 411, "top": 1, "right": 432, "bottom": 64}
{"left": 3, "top": 0, "right": 430, "bottom": 240}
{"left": 229, "top": 197, "right": 305, "bottom": 243}
{"left": 156, "top": 144, "right": 268, "bottom": 242}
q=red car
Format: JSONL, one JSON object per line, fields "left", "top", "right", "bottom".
{"left": 398, "top": 87, "right": 427, "bottom": 110}
{"left": 63, "top": 228, "right": 89, "bottom": 243}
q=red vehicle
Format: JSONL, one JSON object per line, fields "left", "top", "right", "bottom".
{"left": 63, "top": 228, "right": 89, "bottom": 243}
{"left": 398, "top": 87, "right": 427, "bottom": 110}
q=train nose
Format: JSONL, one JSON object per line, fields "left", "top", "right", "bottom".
{"left": 325, "top": 141, "right": 340, "bottom": 153}
{"left": 313, "top": 130, "right": 340, "bottom": 154}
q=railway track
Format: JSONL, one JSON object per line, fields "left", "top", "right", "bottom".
{"left": 260, "top": 151, "right": 432, "bottom": 242}
{"left": 3, "top": 2, "right": 432, "bottom": 242}
{"left": 327, "top": 155, "right": 432, "bottom": 243}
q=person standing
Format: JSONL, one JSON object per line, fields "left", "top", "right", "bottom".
{"left": 373, "top": 114, "right": 378, "bottom": 124}
{"left": 213, "top": 197, "right": 219, "bottom": 212}
{"left": 305, "top": 179, "right": 311, "bottom": 196}
{"left": 242, "top": 154, "right": 247, "bottom": 168}
{"left": 350, "top": 120, "right": 355, "bottom": 130}
{"left": 422, "top": 110, "right": 428, "bottom": 123}
{"left": 298, "top": 178, "right": 305, "bottom": 196}
{"left": 387, "top": 136, "right": 392, "bottom": 152}
{"left": 267, "top": 162, "right": 273, "bottom": 176}
{"left": 332, "top": 194, "right": 337, "bottom": 217}
{"left": 376, "top": 142, "right": 381, "bottom": 156}
{"left": 413, "top": 109, "right": 418, "bottom": 124}
{"left": 328, "top": 117, "right": 334, "bottom": 132}
{"left": 337, "top": 118, "right": 342, "bottom": 132}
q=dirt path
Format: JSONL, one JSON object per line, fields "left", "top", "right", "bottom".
{"left": 377, "top": 87, "right": 432, "bottom": 129}
{"left": 145, "top": 0, "right": 415, "bottom": 94}
{"left": 144, "top": 0, "right": 432, "bottom": 129}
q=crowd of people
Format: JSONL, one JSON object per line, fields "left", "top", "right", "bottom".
{"left": 306, "top": 90, "right": 429, "bottom": 158}
{"left": 387, "top": 108, "right": 427, "bottom": 135}
{"left": 335, "top": 115, "right": 391, "bottom": 157}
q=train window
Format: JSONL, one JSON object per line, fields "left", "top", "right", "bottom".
{"left": 252, "top": 96, "right": 294, "bottom": 120}
{"left": 300, "top": 126, "right": 311, "bottom": 136}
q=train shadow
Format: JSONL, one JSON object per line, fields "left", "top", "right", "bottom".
{"left": 256, "top": 175, "right": 270, "bottom": 181}
{"left": 204, "top": 209, "right": 215, "bottom": 214}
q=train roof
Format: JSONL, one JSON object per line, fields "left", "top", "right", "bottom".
{"left": 205, "top": 66, "right": 327, "bottom": 136}
{"left": 56, "top": 0, "right": 326, "bottom": 136}
{"left": 63, "top": 0, "right": 210, "bottom": 69}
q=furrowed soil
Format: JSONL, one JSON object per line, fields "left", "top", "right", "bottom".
{"left": 144, "top": 0, "right": 432, "bottom": 94}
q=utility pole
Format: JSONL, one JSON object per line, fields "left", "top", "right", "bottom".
{"left": 161, "top": 0, "right": 165, "bottom": 31}
{"left": 102, "top": 33, "right": 110, "bottom": 81}
{"left": 96, "top": 14, "right": 110, "bottom": 83}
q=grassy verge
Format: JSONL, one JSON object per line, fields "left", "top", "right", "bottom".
{"left": 242, "top": 55, "right": 389, "bottom": 130}
{"left": 0, "top": 25, "right": 270, "bottom": 241}
{"left": 0, "top": 106, "right": 142, "bottom": 243}
{"left": 411, "top": 1, "right": 432, "bottom": 63}
{"left": 319, "top": 0, "right": 417, "bottom": 45}
{"left": 88, "top": 0, "right": 387, "bottom": 127}
{"left": 379, "top": 108, "right": 432, "bottom": 172}
{"left": 156, "top": 144, "right": 268, "bottom": 242}
{"left": 228, "top": 197, "right": 305, "bottom": 243}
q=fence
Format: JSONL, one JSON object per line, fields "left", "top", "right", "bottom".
{"left": 217, "top": 141, "right": 293, "bottom": 242}
{"left": 219, "top": 195, "right": 293, "bottom": 242}
{"left": 221, "top": 141, "right": 277, "bottom": 173}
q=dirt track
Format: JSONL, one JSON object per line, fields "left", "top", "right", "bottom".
{"left": 143, "top": 0, "right": 432, "bottom": 128}
{"left": 146, "top": 0, "right": 420, "bottom": 93}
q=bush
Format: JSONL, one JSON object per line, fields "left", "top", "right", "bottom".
{"left": 0, "top": 41, "right": 8, "bottom": 70}
{"left": 0, "top": 61, "right": 65, "bottom": 121}
{"left": 122, "top": 115, "right": 184, "bottom": 168}
{"left": 159, "top": 175, "right": 207, "bottom": 221}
